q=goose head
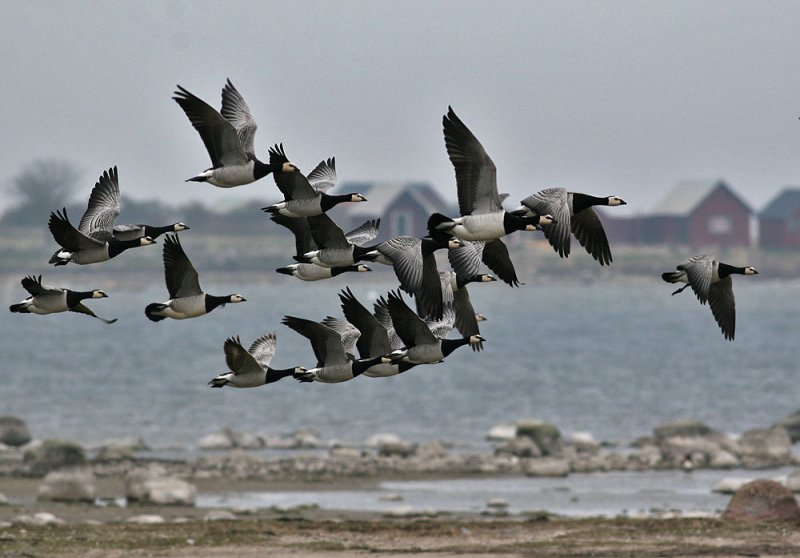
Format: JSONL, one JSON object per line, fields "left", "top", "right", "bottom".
{"left": 743, "top": 266, "right": 758, "bottom": 275}
{"left": 349, "top": 193, "right": 368, "bottom": 203}
{"left": 91, "top": 290, "right": 109, "bottom": 299}
{"left": 606, "top": 196, "right": 627, "bottom": 206}
{"left": 172, "top": 222, "right": 190, "bottom": 232}
{"left": 282, "top": 161, "right": 300, "bottom": 173}
{"left": 536, "top": 214, "right": 556, "bottom": 226}
{"left": 293, "top": 366, "right": 308, "bottom": 374}
{"left": 447, "top": 239, "right": 465, "bottom": 249}
{"left": 479, "top": 274, "right": 496, "bottom": 283}
{"left": 356, "top": 264, "right": 372, "bottom": 273}
{"left": 469, "top": 334, "right": 486, "bottom": 345}
{"left": 140, "top": 236, "right": 157, "bottom": 246}
{"left": 228, "top": 294, "right": 247, "bottom": 303}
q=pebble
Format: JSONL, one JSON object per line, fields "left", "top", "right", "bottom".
{"left": 126, "top": 514, "right": 165, "bottom": 524}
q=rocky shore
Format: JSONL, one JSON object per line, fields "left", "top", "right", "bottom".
{"left": 3, "top": 411, "right": 800, "bottom": 527}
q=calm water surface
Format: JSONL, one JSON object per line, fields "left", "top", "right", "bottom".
{"left": 1, "top": 275, "right": 797, "bottom": 448}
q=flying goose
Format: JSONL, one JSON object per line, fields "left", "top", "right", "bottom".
{"left": 427, "top": 107, "right": 554, "bottom": 242}
{"left": 662, "top": 254, "right": 758, "bottom": 340}
{"left": 9, "top": 275, "right": 117, "bottom": 324}
{"left": 371, "top": 233, "right": 463, "bottom": 321}
{"left": 272, "top": 212, "right": 374, "bottom": 281}
{"left": 173, "top": 79, "right": 290, "bottom": 187}
{"left": 281, "top": 316, "right": 391, "bottom": 383}
{"left": 48, "top": 166, "right": 156, "bottom": 265}
{"left": 446, "top": 237, "right": 520, "bottom": 287}
{"left": 262, "top": 145, "right": 367, "bottom": 217}
{"left": 511, "top": 188, "right": 626, "bottom": 265}
{"left": 145, "top": 234, "right": 246, "bottom": 321}
{"left": 208, "top": 333, "right": 305, "bottom": 388}
{"left": 386, "top": 290, "right": 484, "bottom": 365}
{"left": 337, "top": 287, "right": 418, "bottom": 377}
{"left": 299, "top": 213, "right": 380, "bottom": 267}
{"left": 431, "top": 270, "right": 493, "bottom": 351}
{"left": 113, "top": 222, "right": 190, "bottom": 242}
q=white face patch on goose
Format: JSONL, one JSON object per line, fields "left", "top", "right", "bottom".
{"left": 607, "top": 196, "right": 626, "bottom": 206}
{"left": 92, "top": 290, "right": 108, "bottom": 298}
{"left": 351, "top": 194, "right": 368, "bottom": 202}
{"left": 447, "top": 239, "right": 464, "bottom": 249}
{"left": 357, "top": 265, "right": 371, "bottom": 272}
{"left": 481, "top": 275, "right": 496, "bottom": 282}
{"left": 469, "top": 335, "right": 485, "bottom": 344}
{"left": 140, "top": 236, "right": 156, "bottom": 245}
{"left": 174, "top": 223, "right": 189, "bottom": 231}
{"left": 744, "top": 266, "right": 758, "bottom": 275}
{"left": 229, "top": 294, "right": 246, "bottom": 303}
{"left": 538, "top": 214, "right": 555, "bottom": 226}
{"left": 282, "top": 162, "right": 299, "bottom": 173}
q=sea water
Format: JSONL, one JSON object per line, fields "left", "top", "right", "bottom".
{"left": 1, "top": 276, "right": 797, "bottom": 449}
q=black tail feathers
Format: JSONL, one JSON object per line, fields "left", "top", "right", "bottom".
{"left": 144, "top": 303, "right": 168, "bottom": 322}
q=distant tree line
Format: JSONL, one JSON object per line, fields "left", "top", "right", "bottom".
{"left": 1, "top": 159, "right": 276, "bottom": 236}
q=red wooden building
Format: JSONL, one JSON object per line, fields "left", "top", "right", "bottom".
{"left": 759, "top": 188, "right": 800, "bottom": 249}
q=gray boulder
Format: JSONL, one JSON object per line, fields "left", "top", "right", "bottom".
{"left": 738, "top": 427, "right": 792, "bottom": 467}
{"left": 37, "top": 469, "right": 96, "bottom": 503}
{"left": 523, "top": 457, "right": 570, "bottom": 477}
{"left": 196, "top": 431, "right": 234, "bottom": 450}
{"left": 722, "top": 479, "right": 800, "bottom": 523}
{"left": 366, "top": 433, "right": 415, "bottom": 457}
{"left": 784, "top": 470, "right": 800, "bottom": 493}
{"left": 486, "top": 422, "right": 517, "bottom": 442}
{"left": 774, "top": 409, "right": 800, "bottom": 443}
{"left": 415, "top": 440, "right": 447, "bottom": 460}
{"left": 653, "top": 419, "right": 714, "bottom": 440}
{"left": 128, "top": 476, "right": 196, "bottom": 506}
{"left": 0, "top": 417, "right": 31, "bottom": 447}
{"left": 24, "top": 439, "right": 86, "bottom": 476}
{"left": 515, "top": 419, "right": 562, "bottom": 456}
{"left": 494, "top": 436, "right": 541, "bottom": 458}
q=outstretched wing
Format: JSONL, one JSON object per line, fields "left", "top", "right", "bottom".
{"left": 321, "top": 316, "right": 361, "bottom": 356}
{"left": 173, "top": 84, "right": 248, "bottom": 167}
{"left": 224, "top": 336, "right": 263, "bottom": 375}
{"left": 49, "top": 209, "right": 104, "bottom": 252}
{"left": 69, "top": 302, "right": 117, "bottom": 324}
{"left": 220, "top": 79, "right": 258, "bottom": 155}
{"left": 571, "top": 207, "right": 612, "bottom": 265}
{"left": 308, "top": 213, "right": 350, "bottom": 249}
{"left": 708, "top": 277, "right": 736, "bottom": 341}
{"left": 307, "top": 157, "right": 337, "bottom": 193}
{"left": 443, "top": 107, "right": 501, "bottom": 215}
{"left": 520, "top": 188, "right": 571, "bottom": 258}
{"left": 678, "top": 254, "right": 714, "bottom": 304}
{"left": 482, "top": 239, "right": 519, "bottom": 286}
{"left": 339, "top": 287, "right": 393, "bottom": 358}
{"left": 21, "top": 275, "right": 59, "bottom": 296}
{"left": 78, "top": 166, "right": 121, "bottom": 237}
{"left": 162, "top": 234, "right": 202, "bottom": 298}
{"left": 386, "top": 290, "right": 437, "bottom": 347}
{"left": 248, "top": 332, "right": 278, "bottom": 369}
{"left": 344, "top": 218, "right": 380, "bottom": 246}
{"left": 282, "top": 316, "right": 349, "bottom": 366}
{"left": 270, "top": 213, "right": 316, "bottom": 255}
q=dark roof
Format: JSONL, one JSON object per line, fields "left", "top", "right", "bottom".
{"left": 760, "top": 188, "right": 800, "bottom": 219}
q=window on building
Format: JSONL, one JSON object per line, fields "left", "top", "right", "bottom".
{"left": 707, "top": 214, "right": 732, "bottom": 235}
{"left": 393, "top": 212, "right": 411, "bottom": 236}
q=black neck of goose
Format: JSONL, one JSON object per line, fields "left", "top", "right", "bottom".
{"left": 455, "top": 275, "right": 482, "bottom": 289}
{"left": 352, "top": 244, "right": 378, "bottom": 261}
{"left": 320, "top": 193, "right": 354, "bottom": 212}
{"left": 352, "top": 355, "right": 385, "bottom": 376}
{"left": 503, "top": 213, "right": 538, "bottom": 234}
{"left": 265, "top": 367, "right": 295, "bottom": 384}
{"left": 441, "top": 337, "right": 470, "bottom": 358}
{"left": 717, "top": 263, "right": 748, "bottom": 279}
{"left": 108, "top": 237, "right": 143, "bottom": 258}
{"left": 572, "top": 193, "right": 608, "bottom": 213}
{"left": 253, "top": 158, "right": 275, "bottom": 180}
{"left": 331, "top": 265, "right": 359, "bottom": 276}
{"left": 420, "top": 236, "right": 450, "bottom": 256}
{"left": 146, "top": 224, "right": 172, "bottom": 238}
{"left": 205, "top": 294, "right": 230, "bottom": 313}
{"left": 65, "top": 290, "right": 94, "bottom": 306}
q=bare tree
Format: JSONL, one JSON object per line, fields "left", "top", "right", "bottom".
{"left": 2, "top": 159, "right": 83, "bottom": 227}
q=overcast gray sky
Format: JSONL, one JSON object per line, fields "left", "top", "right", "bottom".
{"left": 2, "top": 0, "right": 799, "bottom": 217}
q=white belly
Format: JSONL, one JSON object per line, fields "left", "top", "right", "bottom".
{"left": 451, "top": 213, "right": 506, "bottom": 241}
{"left": 207, "top": 163, "right": 255, "bottom": 187}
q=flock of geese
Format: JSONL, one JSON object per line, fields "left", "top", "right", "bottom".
{"left": 9, "top": 80, "right": 760, "bottom": 389}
